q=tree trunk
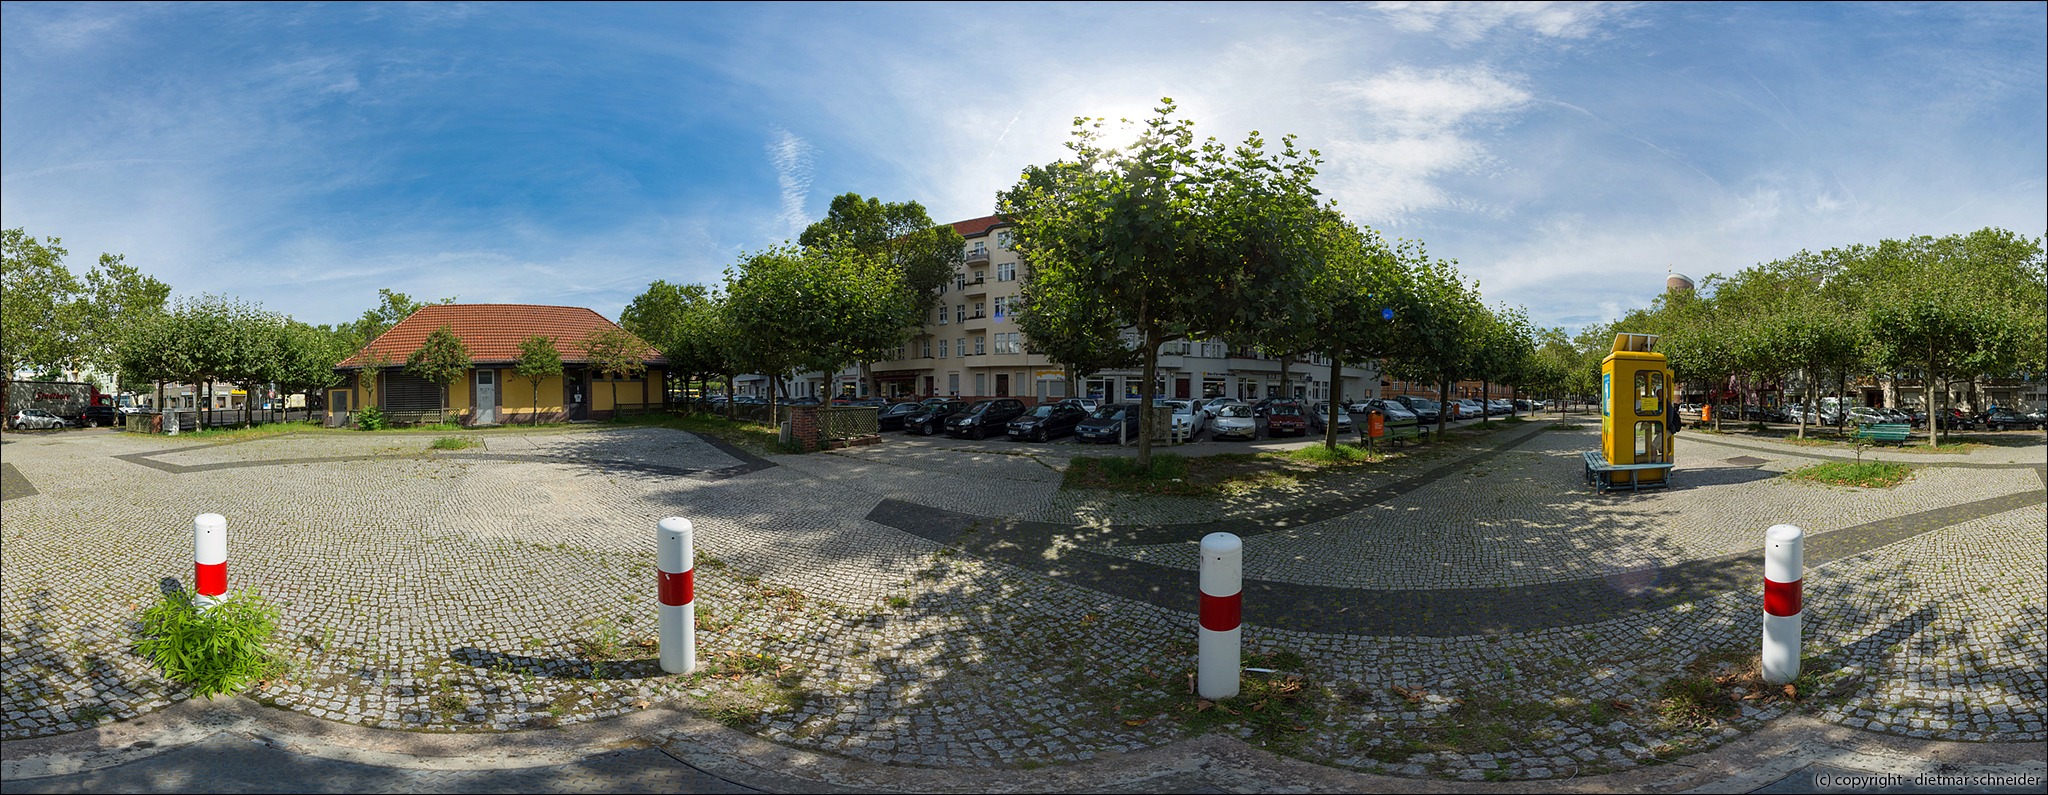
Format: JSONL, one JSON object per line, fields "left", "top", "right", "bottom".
{"left": 1436, "top": 378, "right": 1449, "bottom": 438}
{"left": 1797, "top": 369, "right": 1809, "bottom": 440}
{"left": 769, "top": 374, "right": 781, "bottom": 432}
{"left": 1480, "top": 380, "right": 1490, "bottom": 426}
{"left": 1324, "top": 356, "right": 1342, "bottom": 450}
{"left": 1926, "top": 349, "right": 1940, "bottom": 447}
{"left": 1278, "top": 355, "right": 1292, "bottom": 401}
{"left": 1137, "top": 329, "right": 1160, "bottom": 468}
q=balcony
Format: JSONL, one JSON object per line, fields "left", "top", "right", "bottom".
{"left": 965, "top": 249, "right": 991, "bottom": 265}
{"left": 960, "top": 276, "right": 989, "bottom": 297}
{"left": 960, "top": 312, "right": 990, "bottom": 329}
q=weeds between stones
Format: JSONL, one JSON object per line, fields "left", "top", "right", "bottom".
{"left": 430, "top": 436, "right": 478, "bottom": 450}
{"left": 1655, "top": 649, "right": 1831, "bottom": 728}
{"left": 135, "top": 588, "right": 285, "bottom": 698}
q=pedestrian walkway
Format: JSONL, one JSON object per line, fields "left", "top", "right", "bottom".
{"left": 4, "top": 698, "right": 2041, "bottom": 793}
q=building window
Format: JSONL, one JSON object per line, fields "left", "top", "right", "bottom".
{"left": 971, "top": 241, "right": 986, "bottom": 256}
{"left": 956, "top": 338, "right": 966, "bottom": 359}
{"left": 973, "top": 301, "right": 985, "bottom": 318}
{"left": 922, "top": 339, "right": 932, "bottom": 358}
{"left": 995, "top": 231, "right": 1011, "bottom": 249}
{"left": 974, "top": 336, "right": 985, "bottom": 355}
{"left": 954, "top": 274, "right": 965, "bottom": 291}
{"left": 956, "top": 305, "right": 965, "bottom": 323}
{"left": 997, "top": 262, "right": 1016, "bottom": 281}
{"left": 937, "top": 307, "right": 947, "bottom": 325}
{"left": 939, "top": 339, "right": 949, "bottom": 359}
{"left": 993, "top": 296, "right": 1006, "bottom": 320}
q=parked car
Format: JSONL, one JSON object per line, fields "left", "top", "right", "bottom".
{"left": 2025, "top": 408, "right": 2048, "bottom": 427}
{"left": 1265, "top": 401, "right": 1308, "bottom": 437}
{"left": 1394, "top": 396, "right": 1441, "bottom": 423}
{"left": 77, "top": 405, "right": 121, "bottom": 428}
{"left": 1063, "top": 397, "right": 1101, "bottom": 413}
{"left": 903, "top": 401, "right": 971, "bottom": 435}
{"left": 1007, "top": 402, "right": 1088, "bottom": 441}
{"left": 10, "top": 409, "right": 68, "bottom": 430}
{"left": 1357, "top": 398, "right": 1420, "bottom": 430}
{"left": 1980, "top": 408, "right": 2042, "bottom": 431}
{"left": 1845, "top": 406, "right": 1886, "bottom": 426}
{"left": 944, "top": 398, "right": 1028, "bottom": 439}
{"left": 1208, "top": 403, "right": 1258, "bottom": 440}
{"left": 1877, "top": 407, "right": 1914, "bottom": 425}
{"left": 1454, "top": 399, "right": 1485, "bottom": 420}
{"left": 876, "top": 401, "right": 923, "bottom": 431}
{"left": 1934, "top": 408, "right": 1977, "bottom": 431}
{"left": 1201, "top": 397, "right": 1248, "bottom": 418}
{"left": 1075, "top": 404, "right": 1139, "bottom": 443}
{"left": 1305, "top": 402, "right": 1352, "bottom": 434}
{"left": 1161, "top": 400, "right": 1207, "bottom": 439}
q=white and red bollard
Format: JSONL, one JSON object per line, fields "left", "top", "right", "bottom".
{"left": 1762, "top": 523, "right": 1804, "bottom": 684}
{"left": 193, "top": 513, "right": 227, "bottom": 608}
{"left": 1198, "top": 532, "right": 1243, "bottom": 700}
{"left": 658, "top": 517, "right": 697, "bottom": 674}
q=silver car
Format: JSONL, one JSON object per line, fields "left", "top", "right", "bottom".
{"left": 1209, "top": 404, "right": 1257, "bottom": 440}
{"left": 10, "top": 409, "right": 67, "bottom": 430}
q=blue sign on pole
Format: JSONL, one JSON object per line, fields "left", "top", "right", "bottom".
{"left": 1381, "top": 308, "right": 1394, "bottom": 321}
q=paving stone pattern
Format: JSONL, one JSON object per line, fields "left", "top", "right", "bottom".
{"left": 1, "top": 422, "right": 2041, "bottom": 783}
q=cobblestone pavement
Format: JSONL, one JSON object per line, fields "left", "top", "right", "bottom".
{"left": 2, "top": 421, "right": 2041, "bottom": 786}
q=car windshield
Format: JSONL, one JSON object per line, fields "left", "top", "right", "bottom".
{"left": 1270, "top": 403, "right": 1302, "bottom": 416}
{"left": 1090, "top": 406, "right": 1125, "bottom": 420}
{"left": 1217, "top": 405, "right": 1252, "bottom": 418}
{"left": 1027, "top": 405, "right": 1056, "bottom": 418}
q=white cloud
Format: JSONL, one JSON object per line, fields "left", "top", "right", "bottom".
{"left": 1369, "top": 1, "right": 1638, "bottom": 45}
{"left": 765, "top": 127, "right": 816, "bottom": 241}
{"left": 1320, "top": 66, "right": 1533, "bottom": 221}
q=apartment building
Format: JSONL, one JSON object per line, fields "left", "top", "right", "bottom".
{"left": 844, "top": 215, "right": 1380, "bottom": 404}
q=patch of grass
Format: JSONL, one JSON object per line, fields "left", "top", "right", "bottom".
{"left": 430, "top": 436, "right": 478, "bottom": 450}
{"left": 1783, "top": 460, "right": 1913, "bottom": 488}
{"left": 1277, "top": 443, "right": 1381, "bottom": 467}
{"left": 1656, "top": 649, "right": 1827, "bottom": 729}
{"left": 613, "top": 411, "right": 785, "bottom": 453}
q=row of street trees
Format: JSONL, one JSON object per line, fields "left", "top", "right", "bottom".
{"left": 1534, "top": 228, "right": 2045, "bottom": 446}
{"left": 1002, "top": 102, "right": 1551, "bottom": 463}
{"left": 623, "top": 103, "right": 1551, "bottom": 464}
{"left": 621, "top": 193, "right": 965, "bottom": 422}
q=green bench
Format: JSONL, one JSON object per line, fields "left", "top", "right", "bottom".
{"left": 1854, "top": 422, "right": 1912, "bottom": 445}
{"left": 1582, "top": 451, "right": 1674, "bottom": 492}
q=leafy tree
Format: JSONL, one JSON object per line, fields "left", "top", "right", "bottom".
{"left": 623, "top": 281, "right": 730, "bottom": 410}
{"left": 578, "top": 326, "right": 648, "bottom": 419}
{"left": 405, "top": 325, "right": 471, "bottom": 423}
{"left": 513, "top": 334, "right": 564, "bottom": 425}
{"left": 115, "top": 311, "right": 192, "bottom": 416}
{"left": 274, "top": 321, "right": 346, "bottom": 412}
{"left": 1301, "top": 218, "right": 1411, "bottom": 449}
{"left": 1467, "top": 304, "right": 1535, "bottom": 425}
{"left": 78, "top": 253, "right": 172, "bottom": 384}
{"left": 1526, "top": 327, "right": 1577, "bottom": 417}
{"left": 345, "top": 289, "right": 455, "bottom": 351}
{"left": 799, "top": 193, "right": 964, "bottom": 394}
{"left": 1002, "top": 100, "right": 1325, "bottom": 466}
{"left": 2, "top": 230, "right": 85, "bottom": 401}
{"left": 722, "top": 244, "right": 917, "bottom": 421}
{"left": 1385, "top": 252, "right": 1485, "bottom": 438}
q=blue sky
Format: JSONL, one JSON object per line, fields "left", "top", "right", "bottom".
{"left": 4, "top": 2, "right": 2043, "bottom": 332}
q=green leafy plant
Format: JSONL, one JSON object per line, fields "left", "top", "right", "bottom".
{"left": 354, "top": 405, "right": 388, "bottom": 431}
{"left": 136, "top": 588, "right": 284, "bottom": 698}
{"left": 430, "top": 436, "right": 477, "bottom": 450}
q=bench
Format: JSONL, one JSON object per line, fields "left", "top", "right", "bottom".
{"left": 1854, "top": 423, "right": 1912, "bottom": 445}
{"left": 1582, "top": 451, "right": 1674, "bottom": 492}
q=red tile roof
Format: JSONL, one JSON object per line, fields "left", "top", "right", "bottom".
{"left": 949, "top": 214, "right": 1008, "bottom": 239}
{"left": 337, "top": 304, "right": 665, "bottom": 369}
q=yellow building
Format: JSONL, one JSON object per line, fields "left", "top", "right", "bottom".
{"left": 331, "top": 304, "right": 665, "bottom": 426}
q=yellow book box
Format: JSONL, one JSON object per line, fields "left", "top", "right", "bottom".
{"left": 1599, "top": 333, "right": 1674, "bottom": 488}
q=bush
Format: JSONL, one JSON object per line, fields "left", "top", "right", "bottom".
{"left": 354, "top": 406, "right": 388, "bottom": 431}
{"left": 136, "top": 589, "right": 284, "bottom": 698}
